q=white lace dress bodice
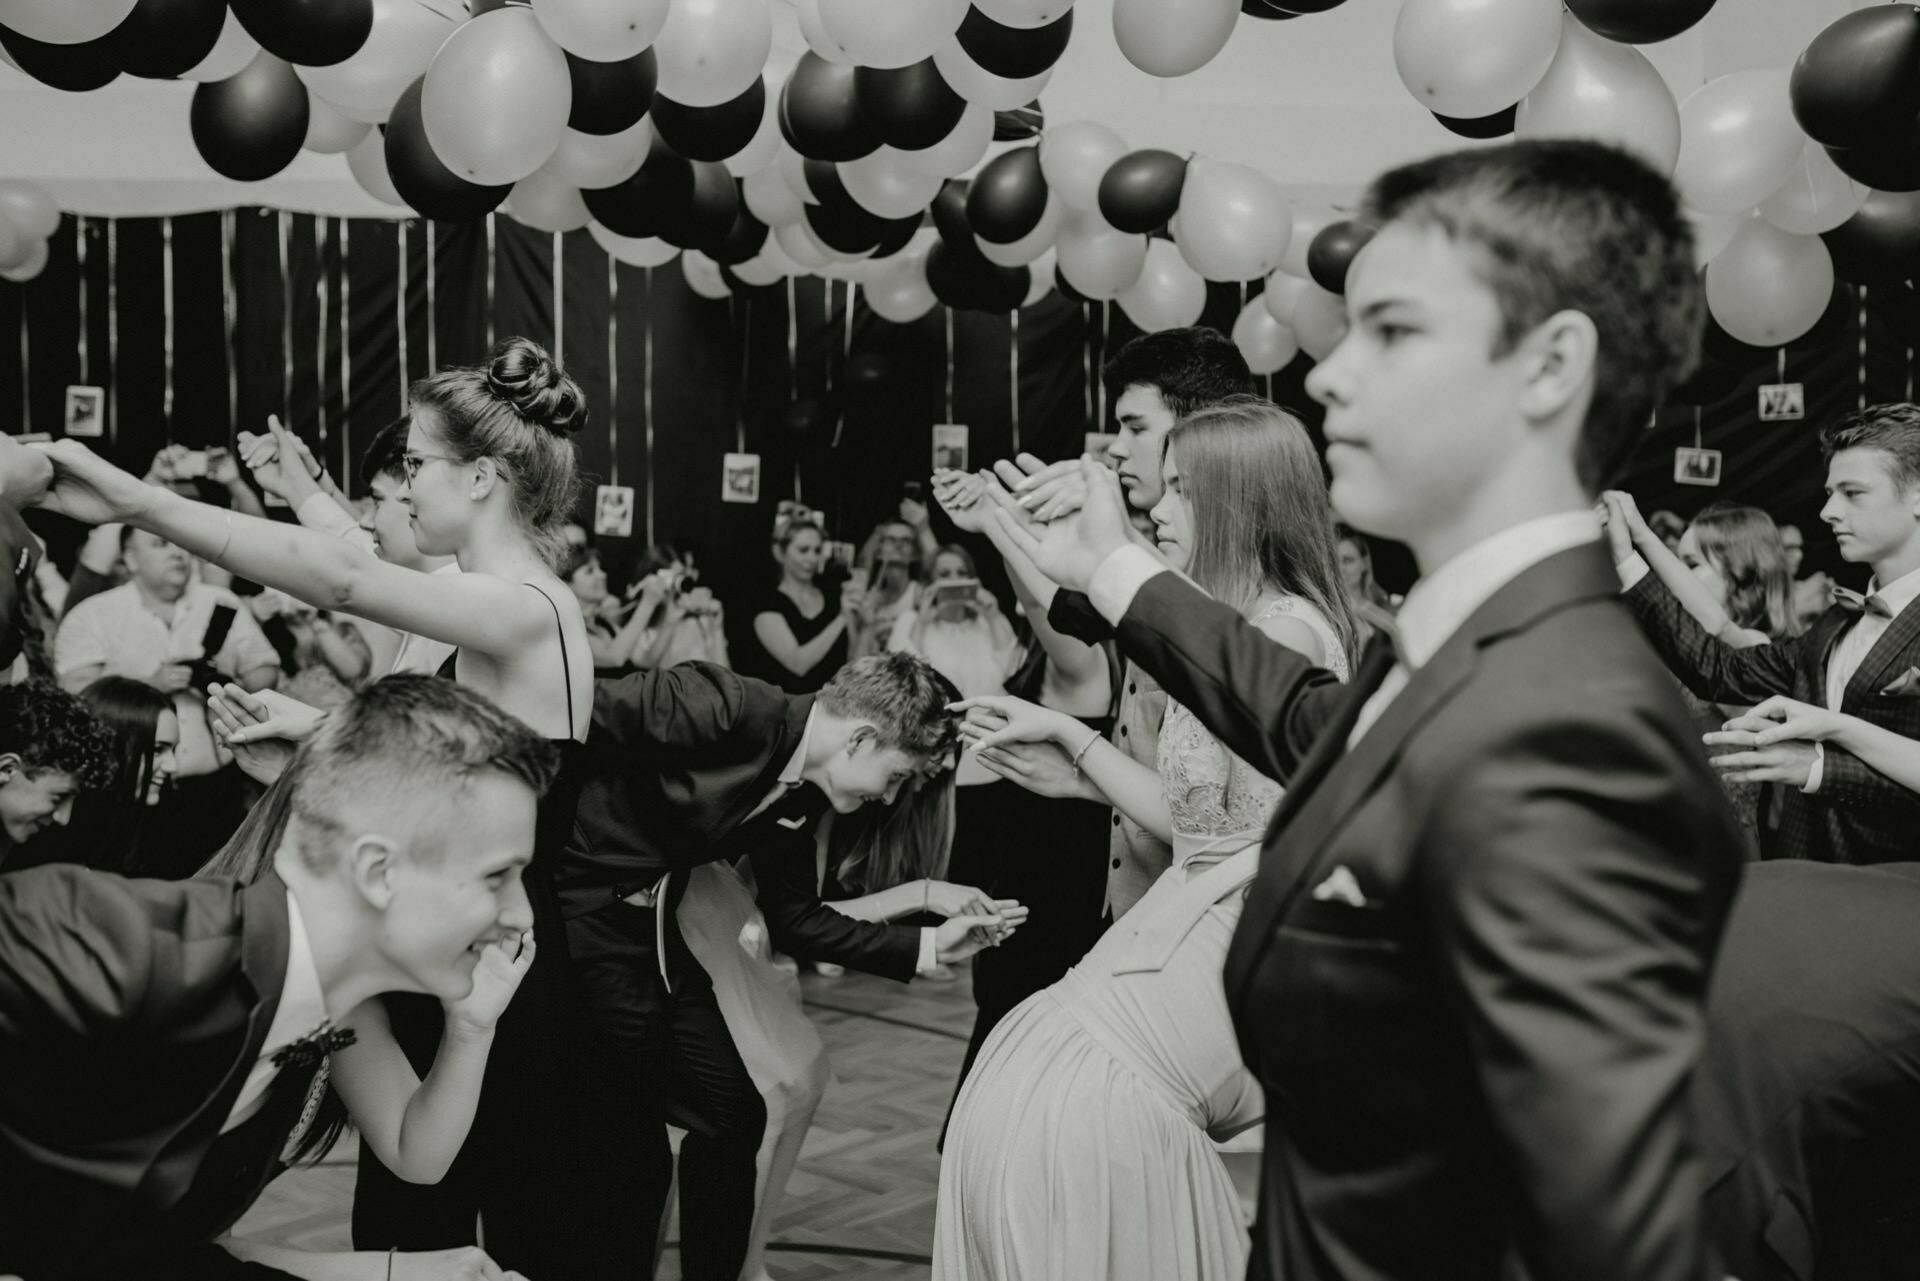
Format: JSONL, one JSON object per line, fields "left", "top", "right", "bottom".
{"left": 1156, "top": 595, "right": 1350, "bottom": 863}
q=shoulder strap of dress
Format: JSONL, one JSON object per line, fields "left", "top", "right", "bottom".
{"left": 526, "top": 583, "right": 576, "bottom": 740}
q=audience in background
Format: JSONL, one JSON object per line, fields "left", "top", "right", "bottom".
{"left": 566, "top": 544, "right": 662, "bottom": 673}
{"left": 851, "top": 501, "right": 936, "bottom": 659}
{"left": 888, "top": 543, "right": 1023, "bottom": 699}
{"left": 630, "top": 542, "right": 728, "bottom": 670}
{"left": 747, "top": 516, "right": 859, "bottom": 694}
{"left": 1334, "top": 523, "right": 1398, "bottom": 640}
{"left": 0, "top": 677, "right": 115, "bottom": 866}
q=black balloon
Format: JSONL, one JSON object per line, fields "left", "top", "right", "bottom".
{"left": 955, "top": 5, "right": 1072, "bottom": 81}
{"left": 1791, "top": 5, "right": 1920, "bottom": 150}
{"left": 967, "top": 146, "right": 1047, "bottom": 244}
{"left": 566, "top": 47, "right": 656, "bottom": 136}
{"left": 856, "top": 59, "right": 965, "bottom": 151}
{"left": 654, "top": 159, "right": 739, "bottom": 251}
{"left": 1307, "top": 220, "right": 1374, "bottom": 294}
{"left": 582, "top": 137, "right": 694, "bottom": 237}
{"left": 1240, "top": 0, "right": 1299, "bottom": 17}
{"left": 926, "top": 240, "right": 1009, "bottom": 311}
{"left": 109, "top": 0, "right": 228, "bottom": 79}
{"left": 1433, "top": 104, "right": 1517, "bottom": 139}
{"left": 1098, "top": 150, "right": 1186, "bottom": 235}
{"left": 0, "top": 26, "right": 120, "bottom": 91}
{"left": 781, "top": 51, "right": 878, "bottom": 162}
{"left": 1822, "top": 189, "right": 1920, "bottom": 283}
{"left": 932, "top": 179, "right": 986, "bottom": 259}
{"left": 1826, "top": 115, "right": 1920, "bottom": 194}
{"left": 1566, "top": 0, "right": 1714, "bottom": 44}
{"left": 384, "top": 77, "right": 510, "bottom": 219}
{"left": 652, "top": 76, "right": 764, "bottom": 163}
{"left": 191, "top": 52, "right": 308, "bottom": 181}
{"left": 873, "top": 211, "right": 924, "bottom": 258}
{"left": 230, "top": 0, "right": 371, "bottom": 68}
{"left": 844, "top": 351, "right": 890, "bottom": 389}
{"left": 709, "top": 202, "right": 770, "bottom": 265}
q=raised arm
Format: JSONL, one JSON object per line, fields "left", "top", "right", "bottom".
{"left": 1602, "top": 492, "right": 1768, "bottom": 648}
{"left": 752, "top": 600, "right": 852, "bottom": 678}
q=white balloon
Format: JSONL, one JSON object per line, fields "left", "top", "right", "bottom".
{"left": 976, "top": 0, "right": 1073, "bottom": 29}
{"left": 1292, "top": 284, "right": 1349, "bottom": 361}
{"left": 543, "top": 118, "right": 653, "bottom": 189}
{"left": 1039, "top": 120, "right": 1126, "bottom": 212}
{"left": 590, "top": 222, "right": 682, "bottom": 267}
{"left": 1261, "top": 271, "right": 1310, "bottom": 325}
{"left": 777, "top": 220, "right": 833, "bottom": 269}
{"left": 723, "top": 77, "right": 783, "bottom": 177}
{"left": 1056, "top": 212, "right": 1147, "bottom": 300}
{"left": 652, "top": 0, "right": 773, "bottom": 109}
{"left": 745, "top": 164, "right": 807, "bottom": 227}
{"left": 900, "top": 102, "right": 994, "bottom": 178}
{"left": 304, "top": 94, "right": 372, "bottom": 154}
{"left": 1232, "top": 296, "right": 1299, "bottom": 375}
{"left": 509, "top": 170, "right": 592, "bottom": 232}
{"left": 1393, "top": 0, "right": 1562, "bottom": 120}
{"left": 1024, "top": 247, "right": 1058, "bottom": 306}
{"left": 0, "top": 181, "right": 60, "bottom": 239}
{"left": 840, "top": 149, "right": 945, "bottom": 220}
{"left": 866, "top": 248, "right": 938, "bottom": 322}
{"left": 0, "top": 0, "right": 135, "bottom": 45}
{"left": 1684, "top": 206, "right": 1747, "bottom": 269}
{"left": 1119, "top": 240, "right": 1206, "bottom": 332}
{"left": 1759, "top": 144, "right": 1868, "bottom": 236}
{"left": 0, "top": 237, "right": 49, "bottom": 284}
{"left": 1277, "top": 206, "right": 1337, "bottom": 279}
{"left": 1514, "top": 17, "right": 1681, "bottom": 177}
{"left": 1111, "top": 0, "right": 1237, "bottom": 79}
{"left": 1705, "top": 218, "right": 1834, "bottom": 347}
{"left": 422, "top": 8, "right": 573, "bottom": 186}
{"left": 182, "top": 8, "right": 261, "bottom": 83}
{"left": 346, "top": 131, "right": 406, "bottom": 207}
{"left": 1673, "top": 68, "right": 1804, "bottom": 215}
{"left": 296, "top": 0, "right": 455, "bottom": 125}
{"left": 683, "top": 250, "right": 732, "bottom": 299}
{"left": 818, "top": 0, "right": 969, "bottom": 71}
{"left": 533, "top": 0, "right": 671, "bottom": 63}
{"left": 778, "top": 145, "right": 820, "bottom": 204}
{"left": 978, "top": 190, "right": 1063, "bottom": 267}
{"left": 733, "top": 250, "right": 788, "bottom": 286}
{"left": 795, "top": 0, "right": 852, "bottom": 62}
{"left": 933, "top": 39, "right": 1053, "bottom": 111}
{"left": 1175, "top": 159, "right": 1292, "bottom": 282}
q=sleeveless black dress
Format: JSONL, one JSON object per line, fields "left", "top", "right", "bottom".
{"left": 351, "top": 586, "right": 634, "bottom": 1279}
{"left": 743, "top": 581, "right": 846, "bottom": 693}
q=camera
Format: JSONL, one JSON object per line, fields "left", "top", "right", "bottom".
{"left": 174, "top": 449, "right": 209, "bottom": 480}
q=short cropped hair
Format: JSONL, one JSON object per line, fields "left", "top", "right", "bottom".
{"left": 357, "top": 416, "right": 412, "bottom": 489}
{"left": 289, "top": 675, "right": 559, "bottom": 870}
{"left": 1362, "top": 139, "right": 1703, "bottom": 491}
{"left": 1102, "top": 327, "right": 1254, "bottom": 421}
{"left": 0, "top": 677, "right": 116, "bottom": 789}
{"left": 1820, "top": 403, "right": 1920, "bottom": 491}
{"left": 816, "top": 652, "right": 962, "bottom": 764}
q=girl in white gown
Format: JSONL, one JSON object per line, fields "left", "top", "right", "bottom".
{"left": 934, "top": 397, "right": 1362, "bottom": 1281}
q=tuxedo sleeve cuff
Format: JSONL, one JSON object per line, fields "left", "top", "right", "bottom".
{"left": 1616, "top": 552, "right": 1649, "bottom": 592}
{"left": 915, "top": 927, "right": 938, "bottom": 976}
{"left": 1088, "top": 545, "right": 1166, "bottom": 626}
{"left": 1803, "top": 742, "right": 1825, "bottom": 793}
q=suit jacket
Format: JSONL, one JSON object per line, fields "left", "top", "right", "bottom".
{"left": 560, "top": 661, "right": 919, "bottom": 983}
{"left": 0, "top": 865, "right": 307, "bottom": 1279}
{"left": 1695, "top": 860, "right": 1920, "bottom": 1281}
{"left": 1110, "top": 542, "right": 1745, "bottom": 1281}
{"left": 1624, "top": 573, "right": 1920, "bottom": 863}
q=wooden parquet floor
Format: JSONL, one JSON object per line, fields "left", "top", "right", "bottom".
{"left": 231, "top": 964, "right": 981, "bottom": 1280}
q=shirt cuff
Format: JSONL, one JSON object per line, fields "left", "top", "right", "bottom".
{"left": 1616, "top": 552, "right": 1649, "bottom": 592}
{"left": 1087, "top": 545, "right": 1166, "bottom": 627}
{"left": 1803, "top": 742, "right": 1824, "bottom": 794}
{"left": 915, "top": 926, "right": 938, "bottom": 976}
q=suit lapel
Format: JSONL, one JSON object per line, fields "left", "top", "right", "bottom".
{"left": 1844, "top": 597, "right": 1920, "bottom": 706}
{"left": 713, "top": 693, "right": 815, "bottom": 838}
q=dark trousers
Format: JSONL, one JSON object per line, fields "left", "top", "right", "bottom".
{"left": 567, "top": 899, "right": 767, "bottom": 1281}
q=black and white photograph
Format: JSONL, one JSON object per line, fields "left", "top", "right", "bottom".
{"left": 7, "top": 4, "right": 1920, "bottom": 1281}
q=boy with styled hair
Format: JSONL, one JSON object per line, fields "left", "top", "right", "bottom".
{"left": 996, "top": 138, "right": 1746, "bottom": 1281}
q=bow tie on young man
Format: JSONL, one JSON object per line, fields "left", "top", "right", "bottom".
{"left": 1833, "top": 586, "right": 1892, "bottom": 618}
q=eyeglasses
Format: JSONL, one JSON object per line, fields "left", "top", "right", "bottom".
{"left": 401, "top": 452, "right": 464, "bottom": 482}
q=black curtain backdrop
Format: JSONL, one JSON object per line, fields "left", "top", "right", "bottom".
{"left": 2, "top": 209, "right": 1916, "bottom": 601}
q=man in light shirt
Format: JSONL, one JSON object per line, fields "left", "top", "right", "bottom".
{"left": 0, "top": 676, "right": 551, "bottom": 1281}
{"left": 993, "top": 140, "right": 1744, "bottom": 1281}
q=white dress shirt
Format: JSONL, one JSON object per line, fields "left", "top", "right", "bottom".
{"left": 221, "top": 890, "right": 327, "bottom": 1133}
{"left": 1086, "top": 510, "right": 1604, "bottom": 749}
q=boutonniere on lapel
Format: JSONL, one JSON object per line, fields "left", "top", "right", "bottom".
{"left": 1879, "top": 667, "right": 1920, "bottom": 698}
{"left": 271, "top": 1021, "right": 356, "bottom": 1071}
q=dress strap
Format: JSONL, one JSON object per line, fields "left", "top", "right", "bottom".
{"left": 526, "top": 583, "right": 577, "bottom": 741}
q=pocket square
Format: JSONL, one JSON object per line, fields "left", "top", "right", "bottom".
{"left": 1310, "top": 865, "right": 1368, "bottom": 908}
{"left": 1880, "top": 667, "right": 1920, "bottom": 698}
{"left": 776, "top": 815, "right": 807, "bottom": 830}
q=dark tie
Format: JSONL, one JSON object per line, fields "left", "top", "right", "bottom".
{"left": 270, "top": 1021, "right": 357, "bottom": 1071}
{"left": 1834, "top": 586, "right": 1893, "bottom": 618}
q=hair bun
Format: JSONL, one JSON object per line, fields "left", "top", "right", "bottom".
{"left": 486, "top": 337, "right": 586, "bottom": 437}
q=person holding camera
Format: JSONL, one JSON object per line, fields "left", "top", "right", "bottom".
{"left": 747, "top": 516, "right": 860, "bottom": 694}
{"left": 887, "top": 544, "right": 1022, "bottom": 700}
{"left": 563, "top": 544, "right": 665, "bottom": 674}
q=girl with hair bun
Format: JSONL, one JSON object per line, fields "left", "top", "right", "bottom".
{"left": 32, "top": 337, "right": 619, "bottom": 1280}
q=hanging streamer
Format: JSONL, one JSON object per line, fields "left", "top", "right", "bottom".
{"left": 426, "top": 222, "right": 437, "bottom": 374}
{"left": 785, "top": 276, "right": 798, "bottom": 401}
{"left": 1908, "top": 346, "right": 1914, "bottom": 403}
{"left": 397, "top": 220, "right": 409, "bottom": 401}
{"left": 1860, "top": 285, "right": 1870, "bottom": 411}
{"left": 944, "top": 306, "right": 955, "bottom": 424}
{"left": 552, "top": 232, "right": 564, "bottom": 362}
{"left": 162, "top": 216, "right": 175, "bottom": 437}
{"left": 1009, "top": 309, "right": 1020, "bottom": 455}
{"left": 75, "top": 215, "right": 87, "bottom": 385}
{"left": 221, "top": 212, "right": 236, "bottom": 444}
{"left": 15, "top": 285, "right": 25, "bottom": 438}
{"left": 608, "top": 255, "right": 620, "bottom": 488}
{"left": 485, "top": 215, "right": 496, "bottom": 351}
{"left": 279, "top": 211, "right": 292, "bottom": 426}
{"left": 733, "top": 295, "right": 747, "bottom": 454}
{"left": 315, "top": 218, "right": 329, "bottom": 450}
{"left": 831, "top": 282, "right": 852, "bottom": 450}
{"left": 643, "top": 266, "right": 655, "bottom": 547}
{"left": 340, "top": 220, "right": 351, "bottom": 494}
{"left": 1098, "top": 302, "right": 1110, "bottom": 429}
{"left": 1082, "top": 303, "right": 1093, "bottom": 429}
{"left": 108, "top": 219, "right": 118, "bottom": 443}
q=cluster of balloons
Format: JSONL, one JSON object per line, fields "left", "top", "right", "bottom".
{"left": 1110, "top": 0, "right": 1349, "bottom": 82}
{"left": 0, "top": 0, "right": 261, "bottom": 92}
{"left": 0, "top": 180, "right": 58, "bottom": 283}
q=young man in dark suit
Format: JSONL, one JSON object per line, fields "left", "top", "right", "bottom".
{"left": 1615, "top": 404, "right": 1920, "bottom": 864}
{"left": 0, "top": 676, "right": 555, "bottom": 1281}
{"left": 991, "top": 140, "right": 1746, "bottom": 1280}
{"left": 561, "top": 652, "right": 1020, "bottom": 1281}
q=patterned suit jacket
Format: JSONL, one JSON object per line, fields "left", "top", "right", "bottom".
{"left": 1625, "top": 573, "right": 1920, "bottom": 863}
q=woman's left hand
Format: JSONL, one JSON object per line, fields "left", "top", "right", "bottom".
{"left": 948, "top": 693, "right": 1076, "bottom": 752}
{"left": 30, "top": 440, "right": 156, "bottom": 526}
{"left": 1706, "top": 695, "right": 1850, "bottom": 748}
{"left": 445, "top": 931, "right": 536, "bottom": 1033}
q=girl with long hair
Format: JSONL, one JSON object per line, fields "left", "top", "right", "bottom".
{"left": 932, "top": 396, "right": 1359, "bottom": 1281}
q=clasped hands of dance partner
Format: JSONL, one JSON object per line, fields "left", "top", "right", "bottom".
{"left": 1703, "top": 695, "right": 1835, "bottom": 787}
{"left": 945, "top": 453, "right": 1140, "bottom": 596}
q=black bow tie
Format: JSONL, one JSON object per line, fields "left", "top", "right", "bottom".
{"left": 270, "top": 1021, "right": 356, "bottom": 1071}
{"left": 1834, "top": 586, "right": 1894, "bottom": 619}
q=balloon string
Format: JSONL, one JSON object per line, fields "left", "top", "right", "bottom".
{"left": 396, "top": 219, "right": 408, "bottom": 407}
{"left": 315, "top": 217, "right": 328, "bottom": 451}
{"left": 1777, "top": 346, "right": 1786, "bottom": 385}
{"left": 485, "top": 214, "right": 496, "bottom": 352}
{"left": 552, "top": 231, "right": 564, "bottom": 364}
{"left": 1082, "top": 303, "right": 1092, "bottom": 429}
{"left": 16, "top": 283, "right": 26, "bottom": 439}
{"left": 75, "top": 214, "right": 86, "bottom": 385}
{"left": 1694, "top": 406, "right": 1702, "bottom": 451}
{"left": 1098, "top": 301, "right": 1110, "bottom": 428}
{"left": 222, "top": 211, "right": 236, "bottom": 447}
{"left": 733, "top": 293, "right": 747, "bottom": 455}
{"left": 108, "top": 218, "right": 118, "bottom": 444}
{"left": 426, "top": 221, "right": 437, "bottom": 374}
{"left": 785, "top": 275, "right": 797, "bottom": 402}
{"left": 944, "top": 305, "right": 955, "bottom": 424}
{"left": 280, "top": 210, "right": 293, "bottom": 426}
{"left": 163, "top": 216, "right": 175, "bottom": 439}
{"left": 1859, "top": 285, "right": 1870, "bottom": 412}
{"left": 832, "top": 281, "right": 851, "bottom": 450}
{"left": 340, "top": 219, "right": 352, "bottom": 496}
{"left": 1009, "top": 308, "right": 1020, "bottom": 455}
{"left": 643, "top": 265, "right": 655, "bottom": 548}
{"left": 608, "top": 254, "right": 620, "bottom": 489}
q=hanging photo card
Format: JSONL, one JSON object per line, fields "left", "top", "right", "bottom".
{"left": 1674, "top": 446, "right": 1722, "bottom": 487}
{"left": 932, "top": 424, "right": 969, "bottom": 474}
{"left": 1758, "top": 383, "right": 1805, "bottom": 421}
{"left": 63, "top": 386, "right": 104, "bottom": 438}
{"left": 723, "top": 453, "right": 761, "bottom": 505}
{"left": 593, "top": 484, "right": 635, "bottom": 538}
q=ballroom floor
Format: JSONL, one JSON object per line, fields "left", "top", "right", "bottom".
{"left": 232, "top": 966, "right": 980, "bottom": 1280}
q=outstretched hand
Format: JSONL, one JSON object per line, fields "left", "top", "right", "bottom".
{"left": 933, "top": 906, "right": 1029, "bottom": 965}
{"left": 1706, "top": 695, "right": 1850, "bottom": 749}
{"left": 207, "top": 683, "right": 327, "bottom": 786}
{"left": 28, "top": 440, "right": 156, "bottom": 527}
{"left": 989, "top": 457, "right": 1133, "bottom": 595}
{"left": 950, "top": 693, "right": 1084, "bottom": 754}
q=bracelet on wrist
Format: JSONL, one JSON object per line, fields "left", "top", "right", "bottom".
{"left": 1069, "top": 730, "right": 1102, "bottom": 777}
